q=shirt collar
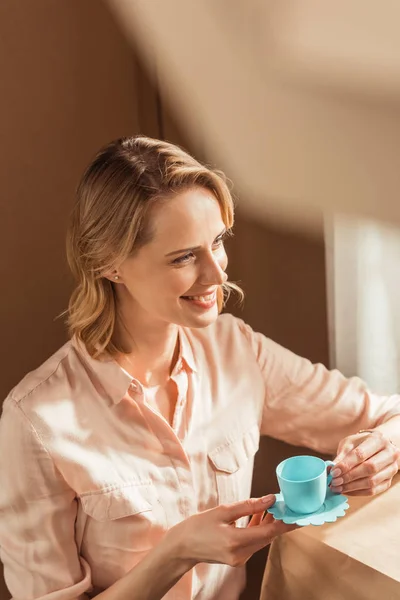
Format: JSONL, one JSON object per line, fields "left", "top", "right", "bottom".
{"left": 72, "top": 327, "right": 197, "bottom": 405}
{"left": 178, "top": 327, "right": 197, "bottom": 374}
{"left": 72, "top": 336, "right": 132, "bottom": 405}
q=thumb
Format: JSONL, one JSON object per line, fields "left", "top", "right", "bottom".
{"left": 221, "top": 495, "right": 275, "bottom": 523}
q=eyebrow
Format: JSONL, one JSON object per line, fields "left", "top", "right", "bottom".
{"left": 165, "top": 227, "right": 227, "bottom": 257}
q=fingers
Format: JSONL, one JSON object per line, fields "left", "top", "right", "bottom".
{"left": 335, "top": 437, "right": 358, "bottom": 463}
{"left": 262, "top": 512, "right": 274, "bottom": 525}
{"left": 266, "top": 519, "right": 298, "bottom": 537}
{"left": 331, "top": 449, "right": 396, "bottom": 492}
{"left": 331, "top": 430, "right": 399, "bottom": 497}
{"left": 237, "top": 515, "right": 298, "bottom": 547}
{"left": 331, "top": 463, "right": 397, "bottom": 495}
{"left": 248, "top": 512, "right": 264, "bottom": 527}
{"left": 219, "top": 498, "right": 297, "bottom": 566}
{"left": 241, "top": 523, "right": 292, "bottom": 562}
{"left": 345, "top": 479, "right": 393, "bottom": 497}
{"left": 250, "top": 510, "right": 287, "bottom": 528}
{"left": 221, "top": 495, "right": 275, "bottom": 523}
{"left": 333, "top": 433, "right": 386, "bottom": 478}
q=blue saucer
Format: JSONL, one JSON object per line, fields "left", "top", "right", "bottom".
{"left": 266, "top": 488, "right": 349, "bottom": 526}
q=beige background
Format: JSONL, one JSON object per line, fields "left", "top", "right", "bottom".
{"left": 0, "top": 2, "right": 328, "bottom": 598}
{"left": 109, "top": 0, "right": 400, "bottom": 232}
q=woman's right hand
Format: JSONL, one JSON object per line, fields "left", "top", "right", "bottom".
{"left": 164, "top": 495, "right": 297, "bottom": 569}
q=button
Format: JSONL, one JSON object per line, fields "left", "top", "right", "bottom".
{"left": 129, "top": 381, "right": 144, "bottom": 397}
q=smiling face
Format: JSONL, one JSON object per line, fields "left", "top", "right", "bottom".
{"left": 114, "top": 186, "right": 229, "bottom": 330}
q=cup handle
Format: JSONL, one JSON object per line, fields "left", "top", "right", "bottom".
{"left": 325, "top": 460, "right": 335, "bottom": 486}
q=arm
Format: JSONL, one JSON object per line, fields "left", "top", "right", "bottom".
{"left": 95, "top": 495, "right": 296, "bottom": 600}
{"left": 238, "top": 320, "right": 400, "bottom": 453}
{"left": 0, "top": 399, "right": 92, "bottom": 600}
{"left": 95, "top": 539, "right": 190, "bottom": 600}
{"left": 238, "top": 319, "right": 400, "bottom": 496}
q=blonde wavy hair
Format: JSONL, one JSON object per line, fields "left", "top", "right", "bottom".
{"left": 66, "top": 135, "right": 243, "bottom": 359}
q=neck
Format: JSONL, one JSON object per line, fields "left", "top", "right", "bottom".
{"left": 112, "top": 295, "right": 180, "bottom": 387}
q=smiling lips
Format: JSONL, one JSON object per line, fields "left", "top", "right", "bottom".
{"left": 181, "top": 290, "right": 217, "bottom": 308}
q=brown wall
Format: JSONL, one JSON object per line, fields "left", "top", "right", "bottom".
{"left": 0, "top": 1, "right": 152, "bottom": 596}
{"left": 0, "top": 0, "right": 147, "bottom": 401}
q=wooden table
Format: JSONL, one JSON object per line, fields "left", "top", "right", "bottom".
{"left": 261, "top": 476, "right": 400, "bottom": 600}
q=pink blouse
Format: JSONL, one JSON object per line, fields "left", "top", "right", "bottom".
{"left": 1, "top": 314, "right": 399, "bottom": 600}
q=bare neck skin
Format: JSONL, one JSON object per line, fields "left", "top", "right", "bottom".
{"left": 112, "top": 286, "right": 180, "bottom": 388}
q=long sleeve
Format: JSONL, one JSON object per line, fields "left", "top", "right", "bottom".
{"left": 238, "top": 320, "right": 400, "bottom": 454}
{"left": 0, "top": 397, "right": 92, "bottom": 600}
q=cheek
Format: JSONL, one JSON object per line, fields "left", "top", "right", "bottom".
{"left": 170, "top": 268, "right": 198, "bottom": 295}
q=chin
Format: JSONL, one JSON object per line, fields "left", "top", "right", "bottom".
{"left": 170, "top": 305, "right": 218, "bottom": 329}
{"left": 185, "top": 308, "right": 219, "bottom": 329}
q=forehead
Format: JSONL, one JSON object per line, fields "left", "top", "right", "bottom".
{"left": 150, "top": 187, "right": 225, "bottom": 242}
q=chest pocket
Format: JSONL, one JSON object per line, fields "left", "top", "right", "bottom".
{"left": 208, "top": 423, "right": 260, "bottom": 508}
{"left": 79, "top": 483, "right": 167, "bottom": 554}
{"left": 80, "top": 483, "right": 156, "bottom": 521}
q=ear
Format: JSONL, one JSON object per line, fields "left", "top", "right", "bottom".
{"left": 103, "top": 270, "right": 122, "bottom": 283}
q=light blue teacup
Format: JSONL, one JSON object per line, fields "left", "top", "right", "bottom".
{"left": 276, "top": 455, "right": 335, "bottom": 515}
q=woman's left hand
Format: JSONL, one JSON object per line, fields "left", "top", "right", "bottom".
{"left": 330, "top": 430, "right": 400, "bottom": 496}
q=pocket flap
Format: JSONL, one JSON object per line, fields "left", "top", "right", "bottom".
{"left": 80, "top": 484, "right": 154, "bottom": 521}
{"left": 208, "top": 423, "right": 260, "bottom": 474}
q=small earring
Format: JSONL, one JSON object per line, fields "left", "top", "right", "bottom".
{"left": 114, "top": 276, "right": 119, "bottom": 281}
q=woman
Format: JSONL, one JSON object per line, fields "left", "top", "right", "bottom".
{"left": 0, "top": 136, "right": 399, "bottom": 600}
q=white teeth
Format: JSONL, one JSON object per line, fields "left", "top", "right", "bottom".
{"left": 186, "top": 292, "right": 215, "bottom": 302}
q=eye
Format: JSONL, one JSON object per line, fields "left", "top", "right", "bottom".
{"left": 213, "top": 229, "right": 230, "bottom": 248}
{"left": 172, "top": 251, "right": 195, "bottom": 265}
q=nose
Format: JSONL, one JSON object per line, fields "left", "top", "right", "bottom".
{"left": 199, "top": 250, "right": 228, "bottom": 286}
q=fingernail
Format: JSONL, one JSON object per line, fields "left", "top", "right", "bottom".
{"left": 331, "top": 468, "right": 342, "bottom": 478}
{"left": 330, "top": 485, "right": 343, "bottom": 493}
{"left": 261, "top": 494, "right": 275, "bottom": 503}
{"left": 332, "top": 477, "right": 344, "bottom": 486}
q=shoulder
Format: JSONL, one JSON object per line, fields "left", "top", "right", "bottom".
{"left": 204, "top": 313, "right": 268, "bottom": 346}
{"left": 1, "top": 339, "right": 100, "bottom": 451}
{"left": 4, "top": 341, "right": 81, "bottom": 413}
{"left": 184, "top": 313, "right": 260, "bottom": 355}
{"left": 185, "top": 314, "right": 287, "bottom": 371}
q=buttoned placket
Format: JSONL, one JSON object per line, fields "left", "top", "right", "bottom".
{"left": 127, "top": 369, "right": 197, "bottom": 522}
{"left": 117, "top": 373, "right": 195, "bottom": 599}
{"left": 170, "top": 360, "right": 189, "bottom": 438}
